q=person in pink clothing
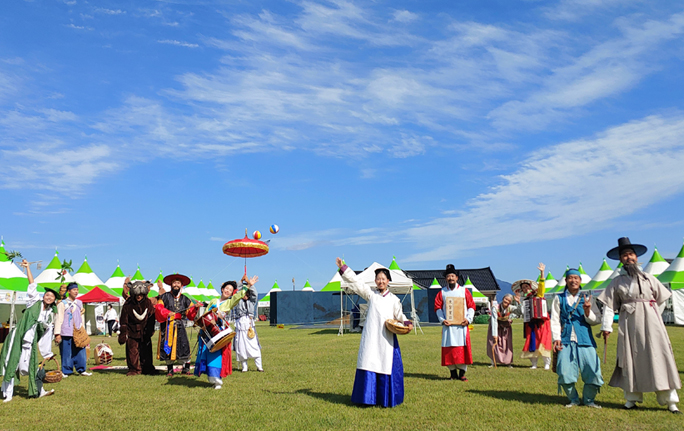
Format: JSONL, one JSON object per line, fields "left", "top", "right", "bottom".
{"left": 54, "top": 283, "right": 91, "bottom": 377}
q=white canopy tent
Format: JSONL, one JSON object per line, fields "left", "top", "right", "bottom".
{"left": 338, "top": 262, "right": 422, "bottom": 335}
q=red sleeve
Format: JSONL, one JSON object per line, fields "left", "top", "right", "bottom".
{"left": 155, "top": 301, "right": 172, "bottom": 323}
{"left": 465, "top": 289, "right": 475, "bottom": 310}
{"left": 186, "top": 304, "right": 198, "bottom": 321}
{"left": 434, "top": 290, "right": 443, "bottom": 313}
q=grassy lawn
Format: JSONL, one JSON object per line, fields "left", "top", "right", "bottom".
{"left": 1, "top": 322, "right": 683, "bottom": 430}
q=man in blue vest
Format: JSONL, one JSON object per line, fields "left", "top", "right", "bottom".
{"left": 551, "top": 268, "right": 604, "bottom": 408}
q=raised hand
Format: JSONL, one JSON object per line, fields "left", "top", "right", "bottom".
{"left": 583, "top": 294, "right": 592, "bottom": 316}
{"left": 336, "top": 257, "right": 344, "bottom": 269}
{"left": 247, "top": 275, "right": 259, "bottom": 287}
{"left": 20, "top": 259, "right": 29, "bottom": 268}
{"left": 538, "top": 262, "right": 545, "bottom": 275}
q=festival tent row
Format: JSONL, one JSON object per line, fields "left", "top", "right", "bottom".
{"left": 659, "top": 243, "right": 684, "bottom": 325}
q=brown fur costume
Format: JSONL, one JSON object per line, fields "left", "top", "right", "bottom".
{"left": 119, "top": 281, "right": 157, "bottom": 376}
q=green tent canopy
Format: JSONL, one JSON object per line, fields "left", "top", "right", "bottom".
{"left": 583, "top": 259, "right": 612, "bottom": 292}
{"left": 0, "top": 240, "right": 29, "bottom": 292}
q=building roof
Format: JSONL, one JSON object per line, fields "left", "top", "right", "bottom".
{"left": 403, "top": 267, "right": 500, "bottom": 292}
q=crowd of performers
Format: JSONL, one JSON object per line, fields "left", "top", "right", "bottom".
{"left": 1, "top": 236, "right": 681, "bottom": 415}
{"left": 484, "top": 237, "right": 681, "bottom": 413}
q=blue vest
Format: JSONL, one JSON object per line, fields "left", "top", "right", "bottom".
{"left": 558, "top": 291, "right": 596, "bottom": 348}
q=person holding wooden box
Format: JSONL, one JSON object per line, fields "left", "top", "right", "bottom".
{"left": 435, "top": 264, "right": 475, "bottom": 381}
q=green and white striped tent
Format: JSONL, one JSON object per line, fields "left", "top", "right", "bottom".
{"left": 658, "top": 242, "right": 684, "bottom": 326}
{"left": 301, "top": 279, "right": 314, "bottom": 292}
{"left": 207, "top": 281, "right": 219, "bottom": 297}
{"left": 592, "top": 262, "right": 623, "bottom": 295}
{"left": 543, "top": 272, "right": 561, "bottom": 296}
{"left": 73, "top": 257, "right": 118, "bottom": 296}
{"left": 259, "top": 280, "right": 281, "bottom": 308}
{"left": 578, "top": 263, "right": 591, "bottom": 286}
{"left": 463, "top": 276, "right": 488, "bottom": 305}
{"left": 582, "top": 259, "right": 612, "bottom": 293}
{"left": 429, "top": 277, "right": 441, "bottom": 289}
{"left": 35, "top": 250, "right": 76, "bottom": 293}
{"left": 0, "top": 241, "right": 29, "bottom": 295}
{"left": 184, "top": 277, "right": 203, "bottom": 302}
{"left": 197, "top": 280, "right": 214, "bottom": 302}
{"left": 644, "top": 247, "right": 670, "bottom": 277}
{"left": 546, "top": 266, "right": 570, "bottom": 295}
{"left": 105, "top": 264, "right": 127, "bottom": 296}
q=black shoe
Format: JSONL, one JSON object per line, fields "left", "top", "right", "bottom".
{"left": 671, "top": 409, "right": 682, "bottom": 415}
{"left": 166, "top": 366, "right": 174, "bottom": 377}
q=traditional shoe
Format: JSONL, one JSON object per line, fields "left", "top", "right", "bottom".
{"left": 182, "top": 366, "right": 193, "bottom": 376}
{"left": 214, "top": 384, "right": 222, "bottom": 390}
{"left": 62, "top": 373, "right": 69, "bottom": 378}
{"left": 459, "top": 376, "right": 469, "bottom": 382}
{"left": 585, "top": 402, "right": 602, "bottom": 409}
{"left": 671, "top": 410, "right": 682, "bottom": 415}
{"left": 3, "top": 395, "right": 12, "bottom": 403}
{"left": 565, "top": 402, "right": 579, "bottom": 408}
{"left": 39, "top": 389, "right": 55, "bottom": 398}
{"left": 80, "top": 372, "right": 92, "bottom": 376}
{"left": 623, "top": 402, "right": 638, "bottom": 410}
{"left": 257, "top": 369, "right": 264, "bottom": 372}
{"left": 544, "top": 364, "right": 550, "bottom": 370}
{"left": 530, "top": 365, "right": 538, "bottom": 369}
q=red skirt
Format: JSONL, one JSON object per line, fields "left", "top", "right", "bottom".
{"left": 220, "top": 342, "right": 233, "bottom": 378}
{"left": 442, "top": 332, "right": 473, "bottom": 365}
{"left": 522, "top": 318, "right": 552, "bottom": 353}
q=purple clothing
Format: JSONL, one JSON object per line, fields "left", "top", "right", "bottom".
{"left": 60, "top": 299, "right": 83, "bottom": 337}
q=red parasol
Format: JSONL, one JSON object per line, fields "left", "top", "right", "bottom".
{"left": 222, "top": 229, "right": 269, "bottom": 275}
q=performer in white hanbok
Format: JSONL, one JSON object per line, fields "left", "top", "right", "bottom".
{"left": 597, "top": 237, "right": 681, "bottom": 414}
{"left": 336, "top": 257, "right": 412, "bottom": 407}
{"left": 232, "top": 275, "right": 263, "bottom": 372}
{"left": 435, "top": 264, "right": 475, "bottom": 381}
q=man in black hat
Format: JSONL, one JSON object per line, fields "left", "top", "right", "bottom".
{"left": 597, "top": 237, "right": 681, "bottom": 413}
{"left": 154, "top": 273, "right": 200, "bottom": 376}
{"left": 434, "top": 264, "right": 475, "bottom": 381}
{"left": 1, "top": 259, "right": 58, "bottom": 402}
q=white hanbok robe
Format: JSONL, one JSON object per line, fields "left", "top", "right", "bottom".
{"left": 340, "top": 268, "right": 408, "bottom": 375}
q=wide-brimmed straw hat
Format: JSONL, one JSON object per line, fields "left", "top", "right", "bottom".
{"left": 163, "top": 273, "right": 191, "bottom": 287}
{"left": 606, "top": 237, "right": 647, "bottom": 260}
{"left": 511, "top": 279, "right": 538, "bottom": 295}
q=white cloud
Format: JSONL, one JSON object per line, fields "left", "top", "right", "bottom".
{"left": 544, "top": 0, "right": 639, "bottom": 21}
{"left": 488, "top": 12, "right": 684, "bottom": 130}
{"left": 392, "top": 10, "right": 418, "bottom": 23}
{"left": 95, "top": 8, "right": 126, "bottom": 15}
{"left": 39, "top": 109, "right": 78, "bottom": 122}
{"left": 66, "top": 23, "right": 93, "bottom": 30}
{"left": 402, "top": 114, "right": 684, "bottom": 261}
{"left": 0, "top": 144, "right": 119, "bottom": 193}
{"left": 157, "top": 39, "right": 199, "bottom": 48}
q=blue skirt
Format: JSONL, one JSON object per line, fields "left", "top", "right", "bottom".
{"left": 194, "top": 337, "right": 222, "bottom": 379}
{"left": 351, "top": 334, "right": 404, "bottom": 408}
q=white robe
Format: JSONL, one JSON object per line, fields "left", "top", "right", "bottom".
{"left": 340, "top": 268, "right": 408, "bottom": 375}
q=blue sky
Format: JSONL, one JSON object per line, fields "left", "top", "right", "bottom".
{"left": 2, "top": 0, "right": 684, "bottom": 293}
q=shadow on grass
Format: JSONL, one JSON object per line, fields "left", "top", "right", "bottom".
{"left": 163, "top": 376, "right": 213, "bottom": 388}
{"left": 404, "top": 372, "right": 447, "bottom": 381}
{"left": 294, "top": 388, "right": 353, "bottom": 406}
{"left": 466, "top": 389, "right": 636, "bottom": 410}
{"left": 307, "top": 329, "right": 344, "bottom": 335}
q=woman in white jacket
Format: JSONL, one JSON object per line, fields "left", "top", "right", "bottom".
{"left": 335, "top": 257, "right": 412, "bottom": 407}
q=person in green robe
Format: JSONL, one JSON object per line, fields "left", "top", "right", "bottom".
{"left": 1, "top": 259, "right": 59, "bottom": 402}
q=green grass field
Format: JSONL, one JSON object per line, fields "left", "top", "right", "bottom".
{"left": 1, "top": 322, "right": 683, "bottom": 430}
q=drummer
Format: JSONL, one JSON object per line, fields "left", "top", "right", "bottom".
{"left": 194, "top": 276, "right": 255, "bottom": 389}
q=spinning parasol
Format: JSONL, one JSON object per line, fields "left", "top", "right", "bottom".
{"left": 222, "top": 229, "right": 269, "bottom": 275}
